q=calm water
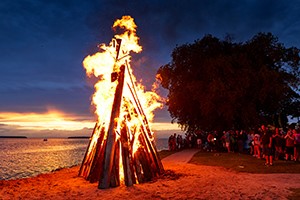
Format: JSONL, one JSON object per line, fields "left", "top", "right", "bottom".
{"left": 0, "top": 138, "right": 168, "bottom": 180}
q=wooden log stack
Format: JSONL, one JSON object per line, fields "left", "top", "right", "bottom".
{"left": 78, "top": 40, "right": 164, "bottom": 188}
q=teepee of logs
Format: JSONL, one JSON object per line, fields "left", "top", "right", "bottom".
{"left": 78, "top": 16, "right": 164, "bottom": 189}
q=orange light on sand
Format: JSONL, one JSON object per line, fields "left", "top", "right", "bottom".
{"left": 81, "top": 16, "right": 163, "bottom": 186}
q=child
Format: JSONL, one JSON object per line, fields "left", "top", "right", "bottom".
{"left": 253, "top": 133, "right": 261, "bottom": 159}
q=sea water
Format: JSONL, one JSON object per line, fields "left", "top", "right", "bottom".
{"left": 0, "top": 138, "right": 168, "bottom": 180}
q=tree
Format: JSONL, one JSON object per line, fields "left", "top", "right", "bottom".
{"left": 157, "top": 33, "right": 300, "bottom": 132}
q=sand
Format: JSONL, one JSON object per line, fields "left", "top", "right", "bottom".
{"left": 1, "top": 149, "right": 300, "bottom": 200}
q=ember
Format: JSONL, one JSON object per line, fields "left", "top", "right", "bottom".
{"left": 78, "top": 16, "right": 164, "bottom": 189}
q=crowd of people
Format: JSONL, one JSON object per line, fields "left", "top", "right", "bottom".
{"left": 168, "top": 124, "right": 300, "bottom": 166}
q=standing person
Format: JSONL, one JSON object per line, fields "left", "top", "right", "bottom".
{"left": 223, "top": 131, "right": 231, "bottom": 153}
{"left": 248, "top": 130, "right": 255, "bottom": 155}
{"left": 172, "top": 133, "right": 177, "bottom": 150}
{"left": 293, "top": 129, "right": 300, "bottom": 162}
{"left": 284, "top": 129, "right": 294, "bottom": 161}
{"left": 261, "top": 125, "right": 274, "bottom": 166}
{"left": 196, "top": 133, "right": 202, "bottom": 149}
{"left": 253, "top": 131, "right": 261, "bottom": 159}
{"left": 232, "top": 130, "right": 237, "bottom": 152}
{"left": 168, "top": 134, "right": 173, "bottom": 151}
{"left": 237, "top": 130, "right": 244, "bottom": 153}
{"left": 273, "top": 127, "right": 283, "bottom": 161}
{"left": 177, "top": 134, "right": 183, "bottom": 150}
{"left": 207, "top": 132, "right": 215, "bottom": 152}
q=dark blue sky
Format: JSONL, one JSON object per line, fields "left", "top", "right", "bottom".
{"left": 1, "top": 0, "right": 300, "bottom": 125}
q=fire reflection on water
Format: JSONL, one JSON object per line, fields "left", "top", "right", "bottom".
{"left": 0, "top": 138, "right": 89, "bottom": 180}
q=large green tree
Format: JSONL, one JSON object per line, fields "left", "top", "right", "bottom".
{"left": 157, "top": 33, "right": 300, "bottom": 132}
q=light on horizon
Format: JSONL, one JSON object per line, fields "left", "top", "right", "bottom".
{"left": 0, "top": 111, "right": 182, "bottom": 134}
{"left": 0, "top": 111, "right": 94, "bottom": 131}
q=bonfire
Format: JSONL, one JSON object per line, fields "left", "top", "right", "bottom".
{"left": 78, "top": 16, "right": 164, "bottom": 189}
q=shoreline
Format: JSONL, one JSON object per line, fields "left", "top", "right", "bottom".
{"left": 0, "top": 138, "right": 168, "bottom": 181}
{"left": 2, "top": 152, "right": 300, "bottom": 199}
{"left": 0, "top": 150, "right": 168, "bottom": 181}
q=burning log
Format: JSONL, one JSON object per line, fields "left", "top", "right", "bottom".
{"left": 109, "top": 139, "right": 120, "bottom": 187}
{"left": 125, "top": 68, "right": 164, "bottom": 174}
{"left": 78, "top": 125, "right": 106, "bottom": 182}
{"left": 78, "top": 123, "right": 97, "bottom": 177}
{"left": 120, "top": 123, "right": 135, "bottom": 186}
{"left": 79, "top": 65, "right": 163, "bottom": 188}
{"left": 99, "top": 65, "right": 125, "bottom": 189}
{"left": 87, "top": 129, "right": 106, "bottom": 183}
{"left": 79, "top": 16, "right": 164, "bottom": 189}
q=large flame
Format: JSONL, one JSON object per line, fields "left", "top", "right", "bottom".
{"left": 82, "top": 16, "right": 163, "bottom": 182}
{"left": 83, "top": 15, "right": 162, "bottom": 130}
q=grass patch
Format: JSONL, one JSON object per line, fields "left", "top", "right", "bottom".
{"left": 189, "top": 152, "right": 300, "bottom": 174}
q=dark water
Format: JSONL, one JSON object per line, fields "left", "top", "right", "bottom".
{"left": 0, "top": 138, "right": 168, "bottom": 180}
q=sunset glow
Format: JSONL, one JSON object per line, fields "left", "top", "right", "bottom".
{"left": 0, "top": 111, "right": 94, "bottom": 131}
{"left": 0, "top": 111, "right": 180, "bottom": 134}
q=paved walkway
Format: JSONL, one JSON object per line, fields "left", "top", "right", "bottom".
{"left": 162, "top": 149, "right": 200, "bottom": 164}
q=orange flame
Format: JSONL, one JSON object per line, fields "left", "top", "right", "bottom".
{"left": 82, "top": 16, "right": 163, "bottom": 182}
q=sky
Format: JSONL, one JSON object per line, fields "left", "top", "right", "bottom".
{"left": 0, "top": 0, "right": 300, "bottom": 138}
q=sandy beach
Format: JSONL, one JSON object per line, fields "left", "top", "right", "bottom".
{"left": 1, "top": 149, "right": 300, "bottom": 200}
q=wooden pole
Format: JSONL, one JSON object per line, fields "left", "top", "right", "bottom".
{"left": 121, "top": 123, "right": 134, "bottom": 186}
{"left": 133, "top": 150, "right": 144, "bottom": 183}
{"left": 124, "top": 89, "right": 164, "bottom": 174}
{"left": 109, "top": 139, "right": 120, "bottom": 187}
{"left": 79, "top": 38, "right": 165, "bottom": 188}
{"left": 82, "top": 127, "right": 104, "bottom": 179}
{"left": 137, "top": 148, "right": 152, "bottom": 181}
{"left": 80, "top": 126, "right": 102, "bottom": 178}
{"left": 140, "top": 125, "right": 164, "bottom": 174}
{"left": 125, "top": 68, "right": 164, "bottom": 174}
{"left": 78, "top": 123, "right": 98, "bottom": 176}
{"left": 99, "top": 65, "right": 125, "bottom": 189}
{"left": 88, "top": 127, "right": 106, "bottom": 183}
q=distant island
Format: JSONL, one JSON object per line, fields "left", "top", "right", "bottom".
{"left": 67, "top": 136, "right": 90, "bottom": 139}
{"left": 0, "top": 136, "right": 27, "bottom": 139}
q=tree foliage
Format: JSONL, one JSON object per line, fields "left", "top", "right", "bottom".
{"left": 157, "top": 33, "right": 300, "bottom": 132}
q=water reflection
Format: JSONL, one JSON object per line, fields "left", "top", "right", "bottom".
{"left": 0, "top": 138, "right": 89, "bottom": 180}
{"left": 0, "top": 138, "right": 167, "bottom": 180}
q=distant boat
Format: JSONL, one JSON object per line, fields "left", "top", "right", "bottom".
{"left": 43, "top": 138, "right": 48, "bottom": 141}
